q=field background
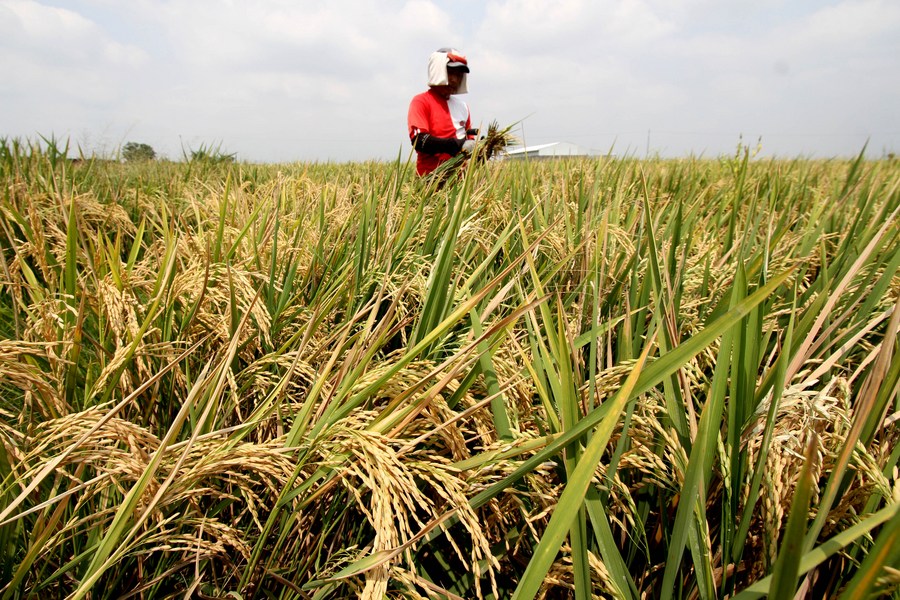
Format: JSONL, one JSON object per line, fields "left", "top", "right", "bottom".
{"left": 1, "top": 140, "right": 899, "bottom": 599}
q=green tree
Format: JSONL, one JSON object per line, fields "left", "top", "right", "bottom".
{"left": 122, "top": 142, "right": 156, "bottom": 162}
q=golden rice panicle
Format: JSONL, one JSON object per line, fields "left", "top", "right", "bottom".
{"left": 324, "top": 422, "right": 498, "bottom": 599}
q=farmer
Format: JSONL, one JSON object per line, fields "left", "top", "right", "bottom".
{"left": 408, "top": 47, "right": 476, "bottom": 176}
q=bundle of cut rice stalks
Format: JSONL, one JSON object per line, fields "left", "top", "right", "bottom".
{"left": 425, "top": 121, "right": 518, "bottom": 187}
{"left": 473, "top": 120, "right": 518, "bottom": 163}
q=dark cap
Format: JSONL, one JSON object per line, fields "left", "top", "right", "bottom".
{"left": 438, "top": 47, "right": 469, "bottom": 72}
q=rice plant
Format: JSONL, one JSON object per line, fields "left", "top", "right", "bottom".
{"left": 0, "top": 137, "right": 898, "bottom": 599}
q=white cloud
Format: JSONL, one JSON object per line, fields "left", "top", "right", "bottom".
{"left": 0, "top": 0, "right": 152, "bottom": 152}
{"left": 803, "top": 0, "right": 900, "bottom": 43}
{"left": 479, "top": 0, "right": 673, "bottom": 54}
{"left": 2, "top": 0, "right": 93, "bottom": 44}
{"left": 1, "top": 0, "right": 147, "bottom": 66}
{"left": 0, "top": 0, "right": 897, "bottom": 160}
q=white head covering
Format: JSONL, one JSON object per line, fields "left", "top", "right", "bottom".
{"left": 427, "top": 47, "right": 468, "bottom": 94}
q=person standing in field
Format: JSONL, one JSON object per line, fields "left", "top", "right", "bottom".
{"left": 408, "top": 47, "right": 476, "bottom": 176}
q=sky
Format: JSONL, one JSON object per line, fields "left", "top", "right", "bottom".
{"left": 1, "top": 0, "right": 898, "bottom": 163}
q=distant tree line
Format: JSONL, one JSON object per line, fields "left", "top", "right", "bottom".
{"left": 122, "top": 142, "right": 156, "bottom": 162}
{"left": 121, "top": 141, "right": 238, "bottom": 164}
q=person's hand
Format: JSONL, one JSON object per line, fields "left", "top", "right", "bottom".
{"left": 461, "top": 139, "right": 476, "bottom": 154}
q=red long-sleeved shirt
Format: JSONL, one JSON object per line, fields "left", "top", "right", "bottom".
{"left": 408, "top": 88, "right": 471, "bottom": 175}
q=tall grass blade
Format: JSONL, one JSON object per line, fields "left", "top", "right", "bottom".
{"left": 733, "top": 503, "right": 900, "bottom": 599}
{"left": 511, "top": 334, "right": 654, "bottom": 600}
{"left": 837, "top": 505, "right": 900, "bottom": 600}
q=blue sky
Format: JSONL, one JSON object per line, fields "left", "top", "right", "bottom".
{"left": 1, "top": 0, "right": 898, "bottom": 162}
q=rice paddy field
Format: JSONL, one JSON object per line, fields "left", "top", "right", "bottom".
{"left": 1, "top": 138, "right": 899, "bottom": 599}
